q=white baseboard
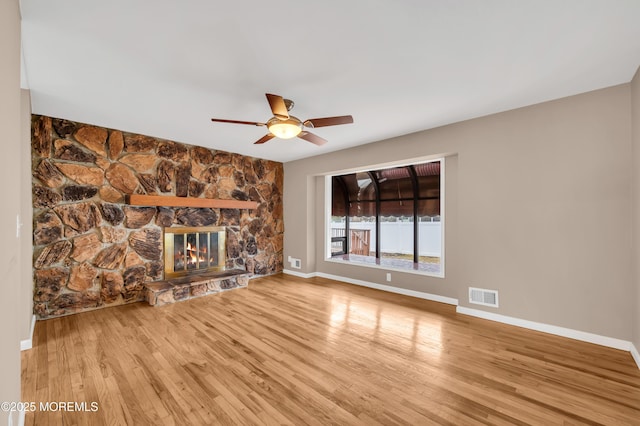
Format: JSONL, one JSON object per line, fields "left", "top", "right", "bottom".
{"left": 457, "top": 306, "right": 635, "bottom": 354}
{"left": 5, "top": 409, "right": 24, "bottom": 426}
{"left": 282, "top": 269, "right": 316, "bottom": 279}
{"left": 20, "top": 314, "right": 36, "bottom": 351}
{"left": 631, "top": 343, "right": 640, "bottom": 369}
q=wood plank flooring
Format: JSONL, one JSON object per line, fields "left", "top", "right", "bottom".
{"left": 21, "top": 274, "right": 640, "bottom": 425}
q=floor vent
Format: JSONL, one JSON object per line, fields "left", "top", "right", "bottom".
{"left": 469, "top": 287, "right": 499, "bottom": 307}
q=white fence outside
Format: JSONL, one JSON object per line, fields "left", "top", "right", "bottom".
{"left": 331, "top": 221, "right": 441, "bottom": 257}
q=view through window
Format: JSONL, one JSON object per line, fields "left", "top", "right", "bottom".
{"left": 329, "top": 160, "right": 442, "bottom": 275}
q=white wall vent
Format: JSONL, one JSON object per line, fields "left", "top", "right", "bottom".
{"left": 288, "top": 256, "right": 302, "bottom": 269}
{"left": 469, "top": 287, "right": 499, "bottom": 308}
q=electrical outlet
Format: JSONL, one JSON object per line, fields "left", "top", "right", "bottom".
{"left": 386, "top": 273, "right": 391, "bottom": 282}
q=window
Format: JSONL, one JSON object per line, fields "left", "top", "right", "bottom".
{"left": 329, "top": 160, "right": 443, "bottom": 276}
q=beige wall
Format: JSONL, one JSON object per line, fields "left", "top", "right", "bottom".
{"left": 284, "top": 83, "right": 634, "bottom": 341}
{"left": 632, "top": 66, "right": 640, "bottom": 351}
{"left": 0, "top": 0, "right": 24, "bottom": 423}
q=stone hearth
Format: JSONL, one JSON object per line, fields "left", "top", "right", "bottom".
{"left": 145, "top": 269, "right": 250, "bottom": 306}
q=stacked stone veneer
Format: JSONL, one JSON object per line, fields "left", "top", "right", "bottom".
{"left": 31, "top": 115, "right": 284, "bottom": 319}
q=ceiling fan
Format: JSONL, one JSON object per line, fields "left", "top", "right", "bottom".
{"left": 211, "top": 93, "right": 354, "bottom": 146}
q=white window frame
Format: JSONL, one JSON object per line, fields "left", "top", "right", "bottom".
{"left": 324, "top": 158, "right": 445, "bottom": 279}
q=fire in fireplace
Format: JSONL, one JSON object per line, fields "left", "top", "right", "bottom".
{"left": 163, "top": 226, "right": 226, "bottom": 279}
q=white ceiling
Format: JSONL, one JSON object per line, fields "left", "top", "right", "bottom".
{"left": 20, "top": 0, "right": 640, "bottom": 163}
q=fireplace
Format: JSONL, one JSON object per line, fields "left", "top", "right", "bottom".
{"left": 163, "top": 226, "right": 226, "bottom": 279}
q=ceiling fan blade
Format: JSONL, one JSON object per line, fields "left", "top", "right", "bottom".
{"left": 303, "top": 115, "right": 353, "bottom": 128}
{"left": 254, "top": 133, "right": 276, "bottom": 145}
{"left": 298, "top": 131, "right": 327, "bottom": 146}
{"left": 265, "top": 93, "right": 289, "bottom": 120}
{"left": 211, "top": 118, "right": 265, "bottom": 126}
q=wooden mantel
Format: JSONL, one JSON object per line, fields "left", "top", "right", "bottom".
{"left": 126, "top": 194, "right": 258, "bottom": 209}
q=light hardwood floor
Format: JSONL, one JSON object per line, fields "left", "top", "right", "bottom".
{"left": 22, "top": 274, "right": 640, "bottom": 425}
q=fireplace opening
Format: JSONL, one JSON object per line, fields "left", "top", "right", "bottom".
{"left": 164, "top": 226, "right": 226, "bottom": 279}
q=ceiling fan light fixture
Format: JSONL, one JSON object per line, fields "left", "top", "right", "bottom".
{"left": 211, "top": 93, "right": 353, "bottom": 146}
{"left": 267, "top": 117, "right": 303, "bottom": 139}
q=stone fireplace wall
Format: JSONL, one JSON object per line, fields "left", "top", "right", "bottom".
{"left": 31, "top": 115, "right": 284, "bottom": 319}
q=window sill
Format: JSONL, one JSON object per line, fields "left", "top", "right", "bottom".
{"left": 325, "top": 254, "right": 444, "bottom": 279}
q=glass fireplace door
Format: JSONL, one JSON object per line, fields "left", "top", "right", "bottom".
{"left": 164, "top": 226, "right": 226, "bottom": 279}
